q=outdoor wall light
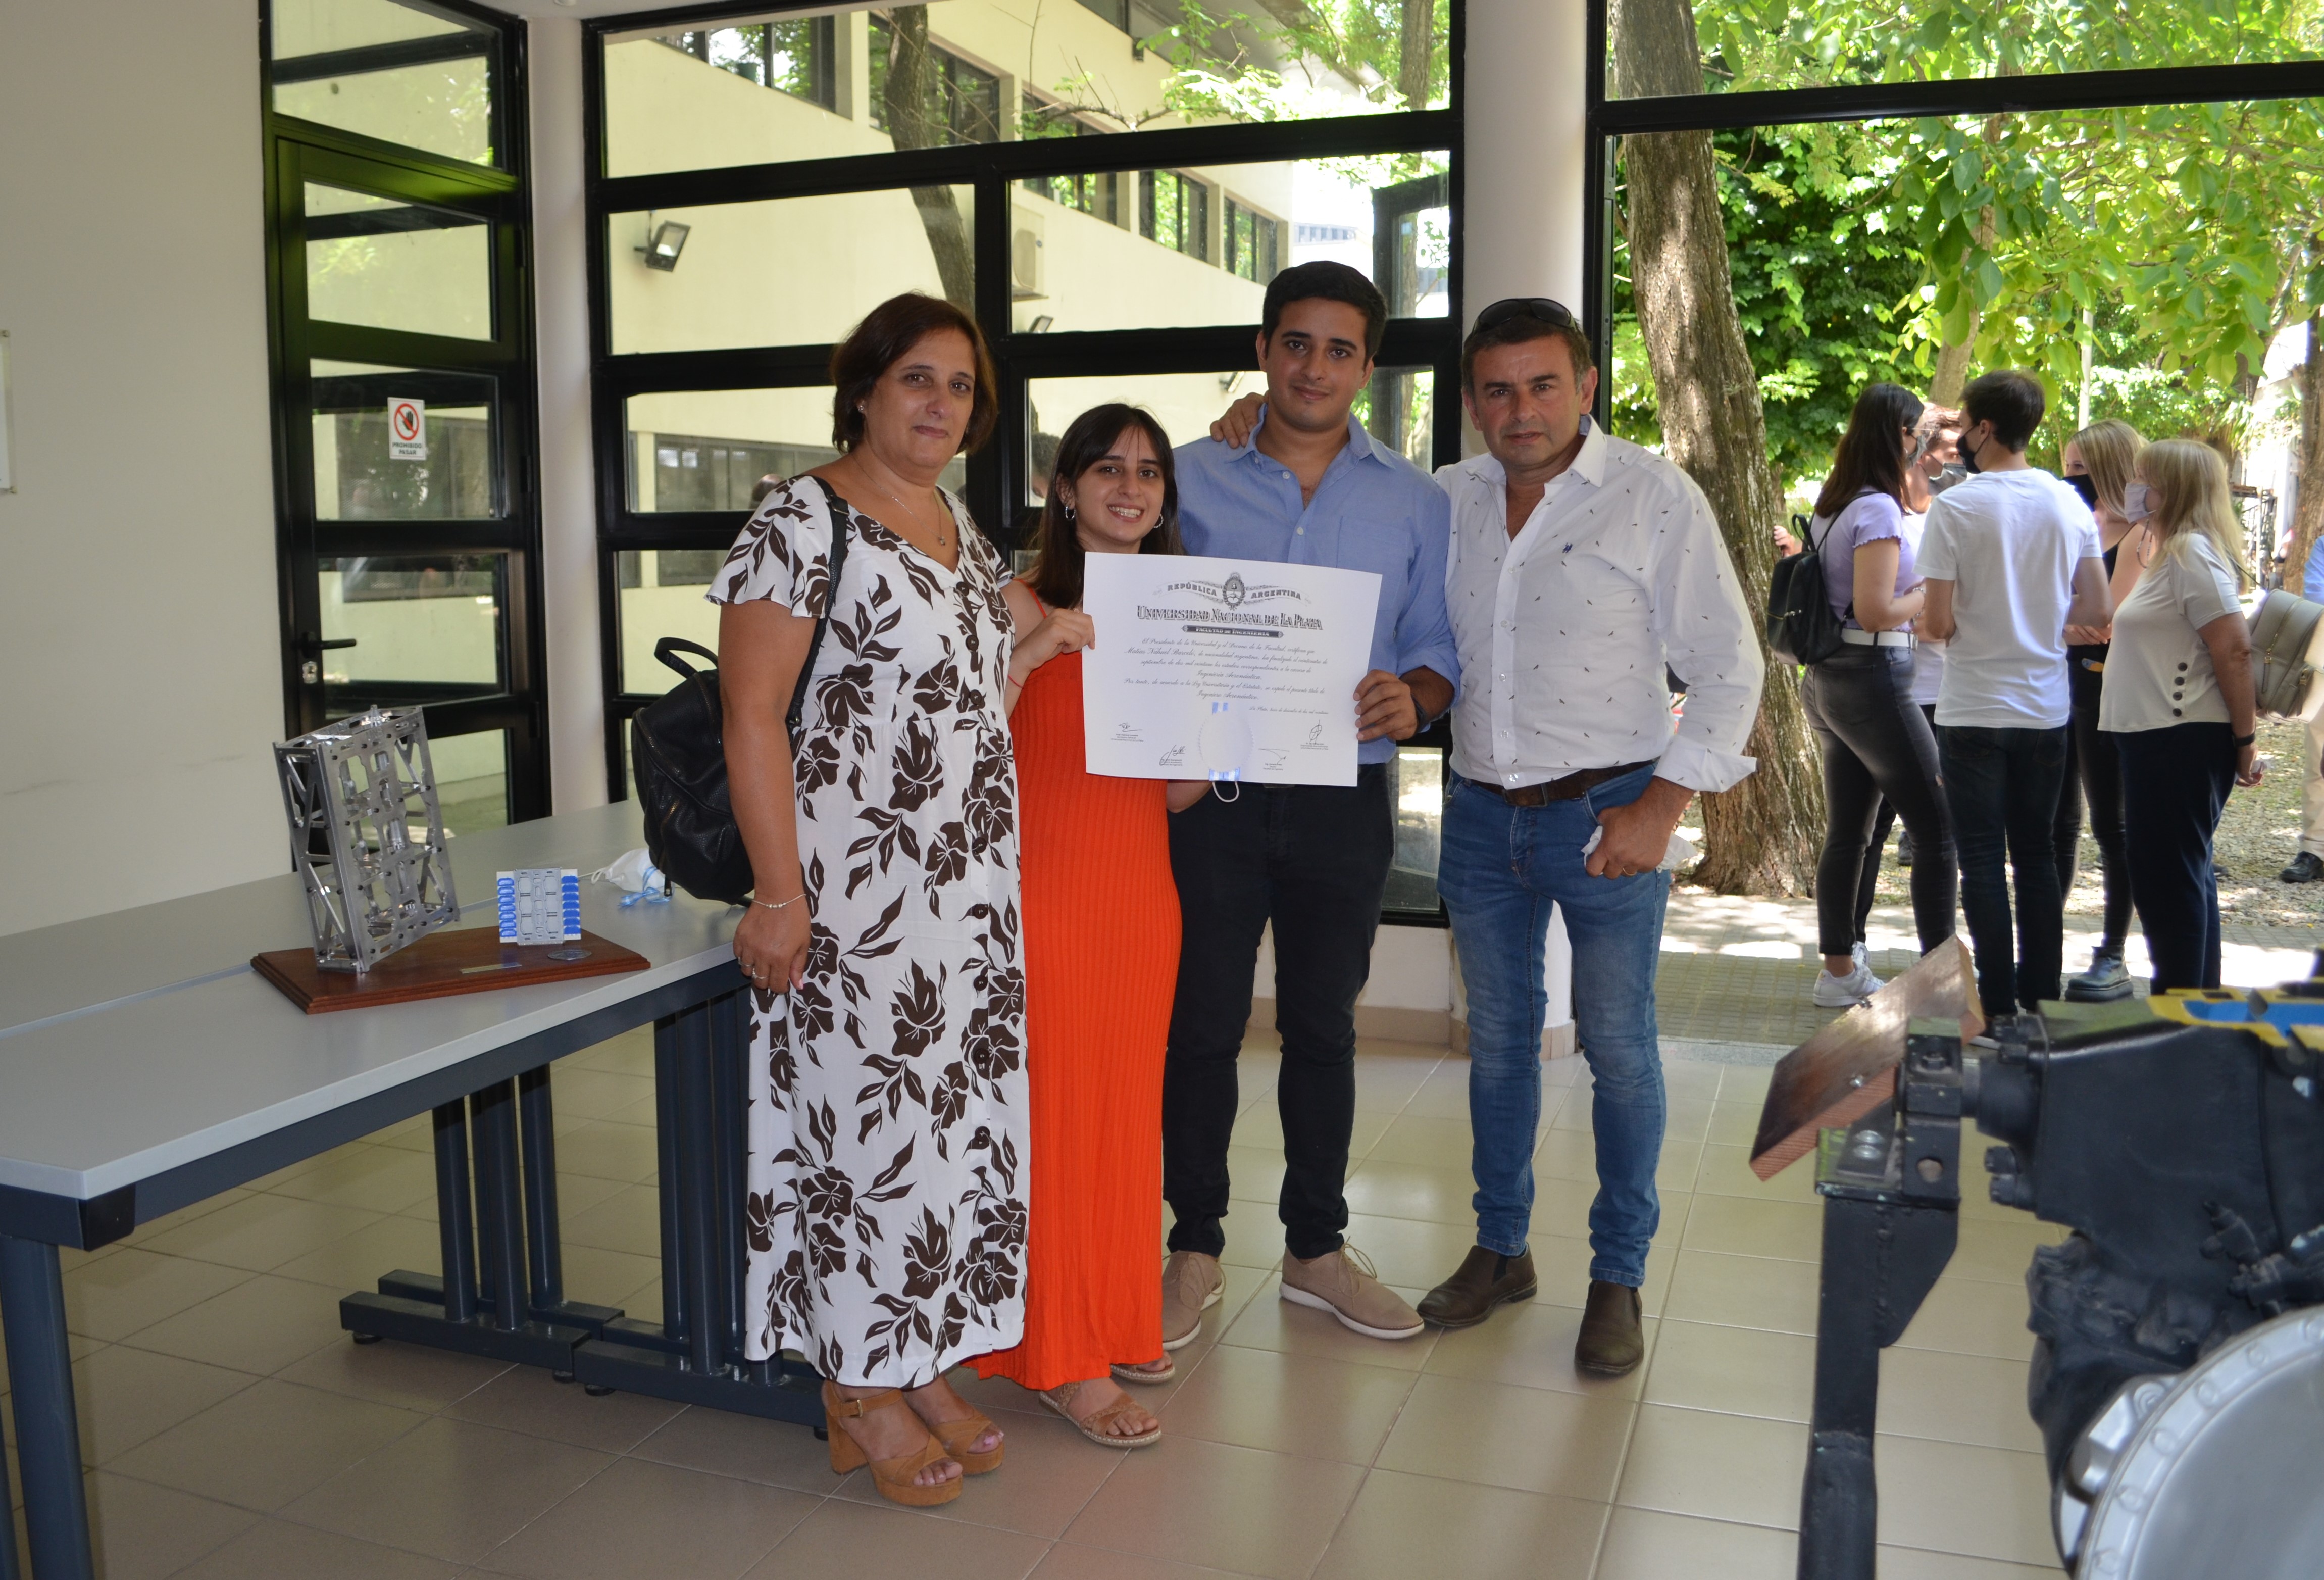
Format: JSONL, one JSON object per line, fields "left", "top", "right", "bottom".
{"left": 1029, "top": 314, "right": 1055, "bottom": 333}
{"left": 638, "top": 220, "right": 690, "bottom": 272}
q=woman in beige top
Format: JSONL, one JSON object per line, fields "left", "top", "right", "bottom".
{"left": 2098, "top": 440, "right": 2263, "bottom": 992}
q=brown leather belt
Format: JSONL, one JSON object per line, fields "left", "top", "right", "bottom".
{"left": 1467, "top": 761, "right": 1656, "bottom": 808}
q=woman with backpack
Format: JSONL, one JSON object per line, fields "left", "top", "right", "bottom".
{"left": 2101, "top": 439, "right": 2263, "bottom": 992}
{"left": 1799, "top": 383, "right": 1959, "bottom": 1006}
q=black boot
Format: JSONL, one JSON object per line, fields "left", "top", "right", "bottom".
{"left": 2284, "top": 852, "right": 2323, "bottom": 884}
{"left": 2064, "top": 945, "right": 2132, "bottom": 1002}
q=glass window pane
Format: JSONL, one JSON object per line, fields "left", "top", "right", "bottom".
{"left": 603, "top": 0, "right": 1450, "bottom": 178}
{"left": 606, "top": 187, "right": 975, "bottom": 355}
{"left": 319, "top": 552, "right": 507, "bottom": 702}
{"left": 1610, "top": 0, "right": 2322, "bottom": 98}
{"left": 1011, "top": 156, "right": 1446, "bottom": 335}
{"left": 1609, "top": 103, "right": 2324, "bottom": 529}
{"left": 427, "top": 728, "right": 509, "bottom": 837}
{"left": 1025, "top": 367, "right": 1434, "bottom": 505}
{"left": 311, "top": 361, "right": 497, "bottom": 521}
{"left": 622, "top": 389, "right": 967, "bottom": 516}
{"left": 1385, "top": 747, "right": 1443, "bottom": 912}
{"left": 305, "top": 184, "right": 493, "bottom": 340}
{"left": 271, "top": 0, "right": 497, "bottom": 165}
{"left": 617, "top": 550, "right": 726, "bottom": 694}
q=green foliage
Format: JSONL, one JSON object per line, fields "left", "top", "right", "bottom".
{"left": 1613, "top": 125, "right": 1927, "bottom": 486}
{"left": 1685, "top": 0, "right": 2322, "bottom": 95}
{"left": 1139, "top": 0, "right": 1448, "bottom": 125}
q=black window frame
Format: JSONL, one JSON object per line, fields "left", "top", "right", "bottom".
{"left": 659, "top": 17, "right": 840, "bottom": 110}
{"left": 261, "top": 0, "right": 550, "bottom": 828}
{"left": 585, "top": 0, "right": 1464, "bottom": 926}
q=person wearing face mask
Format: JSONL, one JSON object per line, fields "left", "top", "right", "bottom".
{"left": 970, "top": 404, "right": 1208, "bottom": 1448}
{"left": 2099, "top": 440, "right": 2264, "bottom": 990}
{"left": 2054, "top": 419, "right": 2152, "bottom": 998}
{"left": 1799, "top": 383, "right": 1958, "bottom": 1008}
{"left": 1918, "top": 370, "right": 2112, "bottom": 1029}
{"left": 1921, "top": 408, "right": 1968, "bottom": 498}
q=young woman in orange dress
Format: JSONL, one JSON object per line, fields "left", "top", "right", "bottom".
{"left": 971, "top": 403, "right": 1209, "bottom": 1447}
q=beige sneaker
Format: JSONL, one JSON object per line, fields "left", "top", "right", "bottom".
{"left": 1161, "top": 1250, "right": 1224, "bottom": 1351}
{"left": 1280, "top": 1243, "right": 1424, "bottom": 1340}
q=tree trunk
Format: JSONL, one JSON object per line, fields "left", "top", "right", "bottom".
{"left": 1611, "top": 0, "right": 1823, "bottom": 895}
{"left": 2283, "top": 305, "right": 2324, "bottom": 594}
{"left": 883, "top": 6, "right": 975, "bottom": 310}
{"left": 1397, "top": 0, "right": 1433, "bottom": 110}
{"left": 1929, "top": 333, "right": 1976, "bottom": 407}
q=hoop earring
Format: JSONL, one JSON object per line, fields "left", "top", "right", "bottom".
{"left": 1064, "top": 503, "right": 1076, "bottom": 522}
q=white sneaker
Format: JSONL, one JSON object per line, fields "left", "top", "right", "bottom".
{"left": 1813, "top": 961, "right": 1885, "bottom": 1008}
{"left": 1852, "top": 942, "right": 1871, "bottom": 972}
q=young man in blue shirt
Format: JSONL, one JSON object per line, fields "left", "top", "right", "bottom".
{"left": 1158, "top": 262, "right": 1459, "bottom": 1348}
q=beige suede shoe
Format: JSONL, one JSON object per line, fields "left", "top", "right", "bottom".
{"left": 1161, "top": 1250, "right": 1224, "bottom": 1351}
{"left": 1280, "top": 1243, "right": 1424, "bottom": 1340}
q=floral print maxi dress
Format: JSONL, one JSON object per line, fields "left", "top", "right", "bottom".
{"left": 708, "top": 476, "right": 1027, "bottom": 1389}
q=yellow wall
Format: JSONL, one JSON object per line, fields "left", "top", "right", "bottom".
{"left": 0, "top": 0, "right": 287, "bottom": 936}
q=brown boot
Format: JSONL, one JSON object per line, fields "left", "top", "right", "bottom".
{"left": 1416, "top": 1246, "right": 1538, "bottom": 1328}
{"left": 1574, "top": 1280, "right": 1645, "bottom": 1377}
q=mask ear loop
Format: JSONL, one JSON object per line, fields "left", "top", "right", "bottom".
{"left": 1209, "top": 769, "right": 1242, "bottom": 804}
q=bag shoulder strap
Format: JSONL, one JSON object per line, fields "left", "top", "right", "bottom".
{"left": 788, "top": 476, "right": 853, "bottom": 737}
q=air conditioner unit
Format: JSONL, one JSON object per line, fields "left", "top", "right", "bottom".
{"left": 1012, "top": 210, "right": 1045, "bottom": 300}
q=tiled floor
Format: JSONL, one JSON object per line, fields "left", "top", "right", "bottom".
{"left": 6, "top": 1026, "right": 2070, "bottom": 1578}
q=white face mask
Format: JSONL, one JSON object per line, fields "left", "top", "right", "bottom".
{"left": 2121, "top": 481, "right": 2159, "bottom": 522}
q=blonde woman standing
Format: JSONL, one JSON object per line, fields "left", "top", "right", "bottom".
{"left": 2099, "top": 440, "right": 2264, "bottom": 992}
{"left": 2055, "top": 418, "right": 2150, "bottom": 999}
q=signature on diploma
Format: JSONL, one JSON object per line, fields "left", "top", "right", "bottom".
{"left": 1159, "top": 745, "right": 1186, "bottom": 767}
{"left": 1301, "top": 722, "right": 1326, "bottom": 749}
{"left": 1111, "top": 722, "right": 1143, "bottom": 743}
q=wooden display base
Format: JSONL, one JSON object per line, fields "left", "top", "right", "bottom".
{"left": 252, "top": 928, "right": 649, "bottom": 1014}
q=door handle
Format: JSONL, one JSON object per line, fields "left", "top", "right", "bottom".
{"left": 295, "top": 634, "right": 359, "bottom": 654}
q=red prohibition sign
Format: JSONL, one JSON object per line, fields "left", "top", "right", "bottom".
{"left": 391, "top": 402, "right": 421, "bottom": 441}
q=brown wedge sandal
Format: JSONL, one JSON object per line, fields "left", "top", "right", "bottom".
{"left": 1041, "top": 1380, "right": 1163, "bottom": 1449}
{"left": 822, "top": 1382, "right": 963, "bottom": 1506}
{"left": 924, "top": 1408, "right": 1005, "bottom": 1474}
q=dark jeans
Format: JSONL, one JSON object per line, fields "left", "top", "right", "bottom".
{"left": 2117, "top": 723, "right": 2236, "bottom": 992}
{"left": 1163, "top": 763, "right": 1393, "bottom": 1262}
{"left": 1855, "top": 704, "right": 1940, "bottom": 945}
{"left": 2052, "top": 664, "right": 2134, "bottom": 950}
{"left": 1800, "top": 648, "right": 1957, "bottom": 958}
{"left": 1939, "top": 723, "right": 2070, "bottom": 1015}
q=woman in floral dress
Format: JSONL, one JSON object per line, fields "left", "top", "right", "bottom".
{"left": 714, "top": 293, "right": 1074, "bottom": 1505}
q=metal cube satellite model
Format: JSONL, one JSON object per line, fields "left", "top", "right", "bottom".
{"left": 274, "top": 706, "right": 459, "bottom": 972}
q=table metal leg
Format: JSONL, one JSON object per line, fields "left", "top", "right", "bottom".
{"left": 1, "top": 1236, "right": 94, "bottom": 1580}
{"left": 341, "top": 1079, "right": 603, "bottom": 1369}
{"left": 570, "top": 995, "right": 820, "bottom": 1423}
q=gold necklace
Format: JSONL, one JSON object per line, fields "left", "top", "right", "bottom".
{"left": 865, "top": 467, "right": 950, "bottom": 552}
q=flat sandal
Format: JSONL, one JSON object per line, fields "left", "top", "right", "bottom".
{"left": 1040, "top": 1380, "right": 1162, "bottom": 1449}
{"left": 1112, "top": 1356, "right": 1175, "bottom": 1386}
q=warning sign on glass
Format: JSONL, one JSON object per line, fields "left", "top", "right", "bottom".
{"left": 387, "top": 397, "right": 427, "bottom": 462}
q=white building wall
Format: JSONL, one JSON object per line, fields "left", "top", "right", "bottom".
{"left": 0, "top": 0, "right": 286, "bottom": 937}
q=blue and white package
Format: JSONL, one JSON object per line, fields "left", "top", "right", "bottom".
{"left": 497, "top": 868, "right": 581, "bottom": 945}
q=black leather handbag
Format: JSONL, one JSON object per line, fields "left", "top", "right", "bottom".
{"left": 629, "top": 478, "right": 852, "bottom": 904}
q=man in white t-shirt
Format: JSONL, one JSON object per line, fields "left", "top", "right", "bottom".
{"left": 1919, "top": 370, "right": 2111, "bottom": 1022}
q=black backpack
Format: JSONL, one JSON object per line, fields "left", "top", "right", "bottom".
{"left": 629, "top": 477, "right": 852, "bottom": 904}
{"left": 1765, "top": 512, "right": 1849, "bottom": 666}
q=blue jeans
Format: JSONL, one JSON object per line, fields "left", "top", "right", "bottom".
{"left": 1437, "top": 767, "right": 1670, "bottom": 1288}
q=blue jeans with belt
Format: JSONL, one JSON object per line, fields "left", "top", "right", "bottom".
{"left": 1436, "top": 765, "right": 1670, "bottom": 1288}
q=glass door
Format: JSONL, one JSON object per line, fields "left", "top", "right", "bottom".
{"left": 265, "top": 0, "right": 543, "bottom": 833}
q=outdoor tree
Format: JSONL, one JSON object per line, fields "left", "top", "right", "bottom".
{"left": 878, "top": 6, "right": 976, "bottom": 309}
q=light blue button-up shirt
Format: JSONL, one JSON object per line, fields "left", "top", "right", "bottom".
{"left": 1173, "top": 410, "right": 1460, "bottom": 766}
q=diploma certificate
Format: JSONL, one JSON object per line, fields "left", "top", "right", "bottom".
{"left": 1079, "top": 554, "right": 1383, "bottom": 787}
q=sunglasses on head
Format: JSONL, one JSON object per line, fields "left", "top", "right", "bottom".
{"left": 1474, "top": 297, "right": 1577, "bottom": 331}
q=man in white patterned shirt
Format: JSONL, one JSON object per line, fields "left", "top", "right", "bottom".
{"left": 1212, "top": 300, "right": 1762, "bottom": 1374}
{"left": 1426, "top": 302, "right": 1760, "bottom": 1375}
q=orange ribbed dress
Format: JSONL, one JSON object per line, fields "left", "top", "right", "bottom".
{"left": 970, "top": 638, "right": 1180, "bottom": 1390}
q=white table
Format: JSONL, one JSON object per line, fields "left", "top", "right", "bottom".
{"left": 0, "top": 806, "right": 809, "bottom": 1580}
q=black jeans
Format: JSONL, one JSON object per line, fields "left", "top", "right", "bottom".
{"left": 1855, "top": 704, "right": 1939, "bottom": 945}
{"left": 1939, "top": 723, "right": 2070, "bottom": 1014}
{"left": 1163, "top": 763, "right": 1393, "bottom": 1262}
{"left": 1799, "top": 648, "right": 1956, "bottom": 958}
{"left": 2117, "top": 723, "right": 2236, "bottom": 992}
{"left": 2051, "top": 664, "right": 2134, "bottom": 949}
